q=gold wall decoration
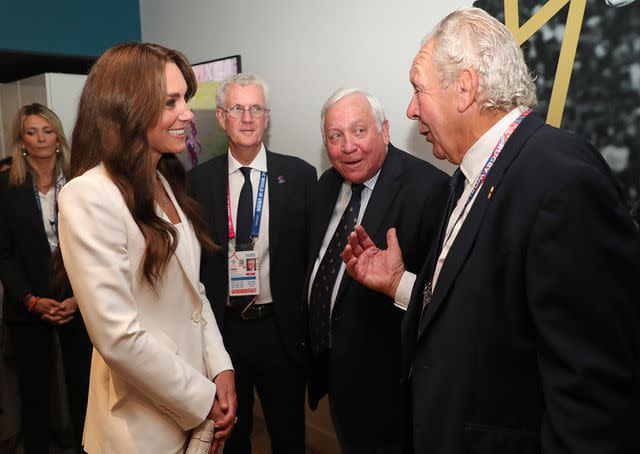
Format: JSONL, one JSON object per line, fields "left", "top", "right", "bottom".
{"left": 504, "top": 0, "right": 587, "bottom": 127}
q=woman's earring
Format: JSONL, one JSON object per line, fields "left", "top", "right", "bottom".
{"left": 55, "top": 144, "right": 61, "bottom": 154}
{"left": 21, "top": 147, "right": 27, "bottom": 157}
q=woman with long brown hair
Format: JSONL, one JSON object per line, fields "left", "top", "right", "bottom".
{"left": 57, "top": 42, "right": 236, "bottom": 453}
{"left": 0, "top": 103, "right": 91, "bottom": 453}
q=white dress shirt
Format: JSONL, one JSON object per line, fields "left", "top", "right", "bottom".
{"left": 227, "top": 145, "right": 273, "bottom": 305}
{"left": 308, "top": 169, "right": 381, "bottom": 315}
{"left": 37, "top": 174, "right": 66, "bottom": 252}
{"left": 394, "top": 107, "right": 527, "bottom": 309}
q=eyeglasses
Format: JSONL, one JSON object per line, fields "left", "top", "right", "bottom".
{"left": 219, "top": 105, "right": 270, "bottom": 119}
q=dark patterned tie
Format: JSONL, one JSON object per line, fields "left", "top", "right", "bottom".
{"left": 230, "top": 167, "right": 254, "bottom": 310}
{"left": 422, "top": 168, "right": 466, "bottom": 307}
{"left": 309, "top": 183, "right": 364, "bottom": 356}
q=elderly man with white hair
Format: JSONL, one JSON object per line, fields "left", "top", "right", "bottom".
{"left": 344, "top": 7, "right": 640, "bottom": 454}
{"left": 306, "top": 88, "right": 448, "bottom": 453}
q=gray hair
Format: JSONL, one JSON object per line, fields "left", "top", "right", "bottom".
{"left": 320, "top": 88, "right": 386, "bottom": 141}
{"left": 216, "top": 73, "right": 270, "bottom": 108}
{"left": 426, "top": 6, "right": 537, "bottom": 111}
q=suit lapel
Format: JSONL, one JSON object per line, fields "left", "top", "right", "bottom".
{"left": 266, "top": 150, "right": 285, "bottom": 267}
{"left": 401, "top": 258, "right": 432, "bottom": 373}
{"left": 209, "top": 155, "right": 230, "bottom": 247}
{"left": 335, "top": 144, "right": 403, "bottom": 303}
{"left": 416, "top": 113, "right": 545, "bottom": 340}
{"left": 303, "top": 169, "right": 343, "bottom": 302}
{"left": 308, "top": 170, "right": 343, "bottom": 270}
{"left": 21, "top": 174, "right": 54, "bottom": 259}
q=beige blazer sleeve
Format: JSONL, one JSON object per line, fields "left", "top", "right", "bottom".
{"left": 58, "top": 168, "right": 228, "bottom": 431}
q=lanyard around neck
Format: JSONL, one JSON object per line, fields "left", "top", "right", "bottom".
{"left": 444, "top": 108, "right": 532, "bottom": 245}
{"left": 33, "top": 176, "right": 63, "bottom": 239}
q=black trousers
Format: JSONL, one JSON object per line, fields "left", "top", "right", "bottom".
{"left": 322, "top": 349, "right": 405, "bottom": 454}
{"left": 222, "top": 308, "right": 305, "bottom": 454}
{"left": 329, "top": 394, "right": 405, "bottom": 454}
{"left": 7, "top": 316, "right": 91, "bottom": 454}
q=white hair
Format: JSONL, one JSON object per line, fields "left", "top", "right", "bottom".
{"left": 320, "top": 88, "right": 386, "bottom": 141}
{"left": 216, "top": 73, "right": 270, "bottom": 107}
{"left": 426, "top": 6, "right": 537, "bottom": 111}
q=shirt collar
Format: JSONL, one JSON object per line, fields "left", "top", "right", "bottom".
{"left": 459, "top": 106, "right": 526, "bottom": 184}
{"left": 228, "top": 144, "right": 267, "bottom": 175}
{"left": 361, "top": 168, "right": 380, "bottom": 192}
{"left": 341, "top": 163, "right": 382, "bottom": 194}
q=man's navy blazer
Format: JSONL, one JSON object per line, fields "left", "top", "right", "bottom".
{"left": 189, "top": 149, "right": 317, "bottom": 365}
{"left": 306, "top": 144, "right": 449, "bottom": 446}
{"left": 402, "top": 112, "right": 640, "bottom": 454}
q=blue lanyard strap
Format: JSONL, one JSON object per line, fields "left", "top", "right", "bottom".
{"left": 33, "top": 177, "right": 62, "bottom": 239}
{"left": 251, "top": 171, "right": 267, "bottom": 238}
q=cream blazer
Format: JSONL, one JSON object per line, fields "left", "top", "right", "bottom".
{"left": 58, "top": 164, "right": 233, "bottom": 454}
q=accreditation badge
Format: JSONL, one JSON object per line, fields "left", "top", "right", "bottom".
{"left": 229, "top": 244, "right": 260, "bottom": 296}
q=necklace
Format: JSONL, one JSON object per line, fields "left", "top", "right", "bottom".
{"left": 158, "top": 192, "right": 169, "bottom": 206}
{"left": 155, "top": 178, "right": 170, "bottom": 206}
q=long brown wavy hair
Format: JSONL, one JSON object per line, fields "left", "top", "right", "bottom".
{"left": 61, "top": 42, "right": 216, "bottom": 289}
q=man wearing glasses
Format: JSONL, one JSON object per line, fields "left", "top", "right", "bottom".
{"left": 189, "top": 73, "right": 316, "bottom": 454}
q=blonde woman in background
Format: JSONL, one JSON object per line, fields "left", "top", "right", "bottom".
{"left": 0, "top": 103, "right": 91, "bottom": 453}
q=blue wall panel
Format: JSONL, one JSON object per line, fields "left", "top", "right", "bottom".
{"left": 0, "top": 0, "right": 141, "bottom": 56}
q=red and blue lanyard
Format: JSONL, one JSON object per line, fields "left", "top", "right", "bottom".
{"left": 444, "top": 109, "right": 532, "bottom": 245}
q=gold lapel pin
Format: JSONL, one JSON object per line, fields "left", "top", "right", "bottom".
{"left": 487, "top": 186, "right": 495, "bottom": 199}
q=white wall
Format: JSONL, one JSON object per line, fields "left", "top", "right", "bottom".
{"left": 141, "top": 0, "right": 473, "bottom": 175}
{"left": 46, "top": 73, "right": 86, "bottom": 144}
{"left": 0, "top": 74, "right": 86, "bottom": 158}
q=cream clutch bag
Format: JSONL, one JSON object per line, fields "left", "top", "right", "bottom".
{"left": 186, "top": 419, "right": 224, "bottom": 454}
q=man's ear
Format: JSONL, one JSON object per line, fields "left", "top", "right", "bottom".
{"left": 456, "top": 68, "right": 479, "bottom": 113}
{"left": 381, "top": 119, "right": 390, "bottom": 145}
{"left": 215, "top": 108, "right": 227, "bottom": 131}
